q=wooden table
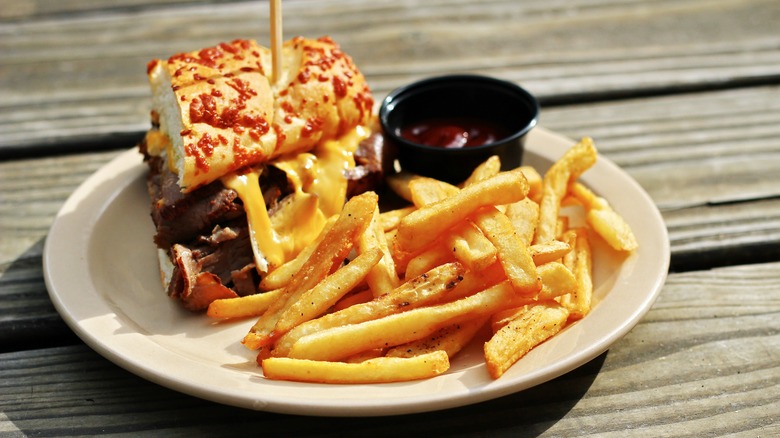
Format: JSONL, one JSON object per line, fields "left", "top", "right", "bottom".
{"left": 2, "top": 1, "right": 778, "bottom": 435}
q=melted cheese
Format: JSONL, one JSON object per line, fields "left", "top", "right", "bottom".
{"left": 225, "top": 125, "right": 371, "bottom": 274}
{"left": 221, "top": 169, "right": 284, "bottom": 272}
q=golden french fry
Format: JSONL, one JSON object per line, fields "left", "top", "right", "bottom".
{"left": 484, "top": 301, "right": 569, "bottom": 379}
{"left": 288, "top": 281, "right": 521, "bottom": 361}
{"left": 473, "top": 208, "right": 540, "bottom": 295}
{"left": 259, "top": 215, "right": 338, "bottom": 291}
{"left": 243, "top": 192, "right": 378, "bottom": 350}
{"left": 529, "top": 240, "right": 571, "bottom": 266}
{"left": 395, "top": 171, "right": 529, "bottom": 256}
{"left": 206, "top": 289, "right": 284, "bottom": 319}
{"left": 358, "top": 207, "right": 402, "bottom": 297}
{"left": 505, "top": 198, "right": 539, "bottom": 247}
{"left": 559, "top": 228, "right": 593, "bottom": 320}
{"left": 332, "top": 288, "right": 373, "bottom": 312}
{"left": 448, "top": 221, "right": 497, "bottom": 272}
{"left": 386, "top": 316, "right": 488, "bottom": 359}
{"left": 272, "top": 262, "right": 465, "bottom": 357}
{"left": 275, "top": 247, "right": 383, "bottom": 335}
{"left": 461, "top": 155, "right": 501, "bottom": 187}
{"left": 261, "top": 351, "right": 450, "bottom": 384}
{"left": 571, "top": 182, "right": 638, "bottom": 252}
{"left": 536, "top": 261, "right": 578, "bottom": 300}
{"left": 534, "top": 137, "right": 597, "bottom": 244}
{"left": 409, "top": 177, "right": 459, "bottom": 207}
{"left": 518, "top": 165, "right": 543, "bottom": 203}
{"left": 379, "top": 206, "right": 416, "bottom": 232}
{"left": 404, "top": 242, "right": 454, "bottom": 280}
{"left": 386, "top": 171, "right": 421, "bottom": 203}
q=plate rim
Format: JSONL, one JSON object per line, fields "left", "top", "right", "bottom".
{"left": 43, "top": 126, "right": 670, "bottom": 416}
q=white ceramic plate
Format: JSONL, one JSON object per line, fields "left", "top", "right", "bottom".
{"left": 44, "top": 127, "right": 669, "bottom": 417}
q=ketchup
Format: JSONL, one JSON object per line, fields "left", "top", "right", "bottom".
{"left": 400, "top": 117, "right": 508, "bottom": 148}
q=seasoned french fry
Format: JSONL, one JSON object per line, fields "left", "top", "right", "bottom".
{"left": 207, "top": 289, "right": 284, "bottom": 319}
{"left": 505, "top": 197, "right": 539, "bottom": 246}
{"left": 518, "top": 165, "right": 543, "bottom": 203}
{"left": 447, "top": 221, "right": 497, "bottom": 272}
{"left": 274, "top": 247, "right": 383, "bottom": 335}
{"left": 461, "top": 155, "right": 501, "bottom": 187}
{"left": 484, "top": 301, "right": 569, "bottom": 379}
{"left": 259, "top": 215, "right": 338, "bottom": 291}
{"left": 288, "top": 281, "right": 521, "bottom": 361}
{"left": 529, "top": 240, "right": 571, "bottom": 266}
{"left": 404, "top": 242, "right": 454, "bottom": 280}
{"left": 386, "top": 316, "right": 488, "bottom": 359}
{"left": 332, "top": 288, "right": 373, "bottom": 312}
{"left": 536, "top": 261, "right": 578, "bottom": 300}
{"left": 473, "top": 208, "right": 540, "bottom": 295}
{"left": 243, "top": 192, "right": 378, "bottom": 350}
{"left": 409, "top": 177, "right": 459, "bottom": 207}
{"left": 559, "top": 228, "right": 593, "bottom": 320}
{"left": 261, "top": 350, "right": 450, "bottom": 384}
{"left": 534, "top": 137, "right": 597, "bottom": 244}
{"left": 379, "top": 206, "right": 416, "bottom": 232}
{"left": 570, "top": 182, "right": 638, "bottom": 252}
{"left": 395, "top": 171, "right": 529, "bottom": 256}
{"left": 386, "top": 171, "right": 421, "bottom": 203}
{"left": 272, "top": 262, "right": 465, "bottom": 357}
{"left": 358, "top": 207, "right": 401, "bottom": 297}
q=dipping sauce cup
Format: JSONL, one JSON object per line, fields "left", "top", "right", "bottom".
{"left": 379, "top": 75, "right": 540, "bottom": 184}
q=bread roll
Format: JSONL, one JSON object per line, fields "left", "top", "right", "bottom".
{"left": 147, "top": 37, "right": 374, "bottom": 192}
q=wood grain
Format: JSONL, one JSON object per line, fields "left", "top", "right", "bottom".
{"left": 1, "top": 261, "right": 777, "bottom": 436}
{"left": 2, "top": 0, "right": 780, "bottom": 152}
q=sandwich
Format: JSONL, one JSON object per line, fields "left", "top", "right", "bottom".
{"left": 139, "top": 36, "right": 384, "bottom": 310}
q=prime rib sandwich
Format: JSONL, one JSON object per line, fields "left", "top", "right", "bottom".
{"left": 138, "top": 36, "right": 384, "bottom": 310}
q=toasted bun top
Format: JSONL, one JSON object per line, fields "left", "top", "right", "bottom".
{"left": 147, "top": 37, "right": 374, "bottom": 192}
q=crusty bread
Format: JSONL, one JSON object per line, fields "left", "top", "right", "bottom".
{"left": 147, "top": 37, "right": 374, "bottom": 192}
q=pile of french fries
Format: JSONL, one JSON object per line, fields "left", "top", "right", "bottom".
{"left": 207, "top": 137, "right": 638, "bottom": 383}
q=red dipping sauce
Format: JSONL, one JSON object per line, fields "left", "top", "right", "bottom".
{"left": 400, "top": 117, "right": 509, "bottom": 148}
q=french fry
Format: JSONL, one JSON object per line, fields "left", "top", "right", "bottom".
{"left": 272, "top": 262, "right": 465, "bottom": 357}
{"left": 379, "top": 206, "right": 416, "bottom": 232}
{"left": 274, "top": 247, "right": 383, "bottom": 335}
{"left": 395, "top": 171, "right": 529, "bottom": 256}
{"left": 570, "top": 182, "right": 638, "bottom": 252}
{"left": 461, "top": 155, "right": 501, "bottom": 187}
{"left": 447, "top": 221, "right": 497, "bottom": 272}
{"left": 207, "top": 289, "right": 284, "bottom": 319}
{"left": 358, "top": 207, "right": 401, "bottom": 297}
{"left": 473, "top": 208, "right": 540, "bottom": 295}
{"left": 484, "top": 301, "right": 569, "bottom": 379}
{"left": 243, "top": 192, "right": 378, "bottom": 350}
{"left": 518, "top": 165, "right": 543, "bottom": 203}
{"left": 259, "top": 215, "right": 338, "bottom": 291}
{"left": 404, "top": 242, "right": 454, "bottom": 280}
{"left": 287, "top": 281, "right": 521, "bottom": 361}
{"left": 332, "top": 288, "right": 373, "bottom": 312}
{"left": 386, "top": 316, "right": 488, "bottom": 359}
{"left": 558, "top": 228, "right": 593, "bottom": 320}
{"left": 261, "top": 350, "right": 450, "bottom": 383}
{"left": 536, "top": 261, "right": 578, "bottom": 301}
{"left": 505, "top": 198, "right": 539, "bottom": 246}
{"left": 534, "top": 137, "right": 597, "bottom": 244}
{"left": 529, "top": 240, "right": 571, "bottom": 266}
{"left": 409, "top": 177, "right": 459, "bottom": 207}
{"left": 386, "top": 171, "right": 421, "bottom": 203}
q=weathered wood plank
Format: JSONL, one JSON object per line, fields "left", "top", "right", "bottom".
{"left": 1, "top": 261, "right": 777, "bottom": 435}
{"left": 2, "top": 0, "right": 779, "bottom": 152}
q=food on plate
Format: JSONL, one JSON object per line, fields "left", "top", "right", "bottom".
{"left": 138, "top": 36, "right": 382, "bottom": 310}
{"left": 204, "top": 135, "right": 637, "bottom": 383}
